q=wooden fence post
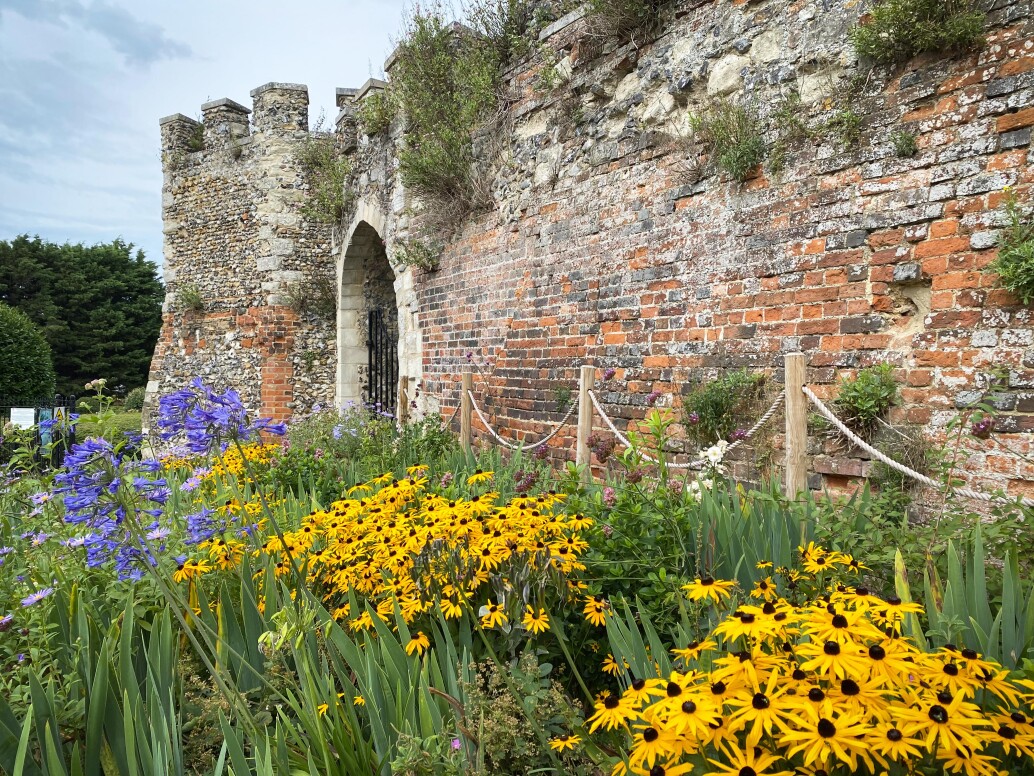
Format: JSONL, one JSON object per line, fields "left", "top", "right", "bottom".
{"left": 398, "top": 376, "right": 409, "bottom": 426}
{"left": 576, "top": 364, "right": 595, "bottom": 482}
{"left": 460, "top": 370, "right": 473, "bottom": 454}
{"left": 784, "top": 353, "right": 808, "bottom": 501}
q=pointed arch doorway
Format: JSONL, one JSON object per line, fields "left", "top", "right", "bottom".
{"left": 336, "top": 202, "right": 422, "bottom": 417}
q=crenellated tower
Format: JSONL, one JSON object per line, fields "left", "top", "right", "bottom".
{"left": 146, "top": 83, "right": 342, "bottom": 425}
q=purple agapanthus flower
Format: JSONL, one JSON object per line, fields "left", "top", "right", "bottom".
{"left": 155, "top": 378, "right": 286, "bottom": 454}
{"left": 21, "top": 587, "right": 55, "bottom": 608}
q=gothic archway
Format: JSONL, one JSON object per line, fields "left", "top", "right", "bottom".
{"left": 336, "top": 217, "right": 399, "bottom": 415}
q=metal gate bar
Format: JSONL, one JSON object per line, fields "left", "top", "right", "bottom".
{"left": 367, "top": 308, "right": 398, "bottom": 414}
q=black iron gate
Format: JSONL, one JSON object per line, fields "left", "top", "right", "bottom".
{"left": 367, "top": 308, "right": 398, "bottom": 414}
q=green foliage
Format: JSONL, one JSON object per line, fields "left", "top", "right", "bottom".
{"left": 393, "top": 239, "right": 443, "bottom": 272}
{"left": 298, "top": 133, "right": 353, "bottom": 223}
{"left": 826, "top": 107, "right": 863, "bottom": 147}
{"left": 990, "top": 189, "right": 1034, "bottom": 304}
{"left": 463, "top": 654, "right": 591, "bottom": 774}
{"left": 681, "top": 368, "right": 766, "bottom": 446}
{"left": 833, "top": 363, "right": 898, "bottom": 436}
{"left": 123, "top": 386, "right": 146, "bottom": 411}
{"left": 851, "top": 0, "right": 985, "bottom": 65}
{"left": 177, "top": 282, "right": 204, "bottom": 312}
{"left": 891, "top": 128, "right": 919, "bottom": 157}
{"left": 585, "top": 0, "right": 666, "bottom": 41}
{"left": 768, "top": 91, "right": 815, "bottom": 174}
{"left": 285, "top": 271, "right": 338, "bottom": 319}
{"left": 356, "top": 90, "right": 396, "bottom": 136}
{"left": 0, "top": 236, "right": 164, "bottom": 396}
{"left": 392, "top": 8, "right": 503, "bottom": 233}
{"left": 0, "top": 303, "right": 56, "bottom": 403}
{"left": 689, "top": 98, "right": 766, "bottom": 183}
{"left": 868, "top": 423, "right": 938, "bottom": 492}
{"left": 186, "top": 118, "right": 204, "bottom": 151}
{"left": 465, "top": 0, "right": 536, "bottom": 66}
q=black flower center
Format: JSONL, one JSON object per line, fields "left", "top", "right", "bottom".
{"left": 763, "top": 602, "right": 776, "bottom": 614}
{"left": 702, "top": 576, "right": 715, "bottom": 585}
{"left": 832, "top": 614, "right": 848, "bottom": 628}
{"left": 817, "top": 719, "right": 836, "bottom": 738}
{"left": 752, "top": 693, "right": 770, "bottom": 710}
{"left": 711, "top": 681, "right": 727, "bottom": 695}
{"left": 739, "top": 768, "right": 757, "bottom": 776}
{"left": 887, "top": 728, "right": 903, "bottom": 742}
{"left": 841, "top": 679, "right": 860, "bottom": 696}
{"left": 1011, "top": 712, "right": 1027, "bottom": 724}
{"left": 962, "top": 648, "right": 978, "bottom": 660}
{"left": 823, "top": 641, "right": 841, "bottom": 656}
{"left": 943, "top": 663, "right": 959, "bottom": 676}
{"left": 808, "top": 688, "right": 825, "bottom": 702}
{"left": 604, "top": 695, "right": 620, "bottom": 709}
{"left": 643, "top": 727, "right": 659, "bottom": 743}
{"left": 650, "top": 767, "right": 666, "bottom": 776}
{"left": 792, "top": 669, "right": 807, "bottom": 681}
{"left": 667, "top": 682, "right": 682, "bottom": 697}
{"left": 681, "top": 700, "right": 697, "bottom": 714}
{"left": 774, "top": 612, "right": 788, "bottom": 622}
{"left": 632, "top": 679, "right": 646, "bottom": 691}
{"left": 869, "top": 644, "right": 886, "bottom": 660}
{"left": 998, "top": 725, "right": 1017, "bottom": 740}
{"left": 929, "top": 705, "right": 949, "bottom": 724}
{"left": 887, "top": 595, "right": 902, "bottom": 606}
{"left": 937, "top": 690, "right": 953, "bottom": 704}
{"left": 740, "top": 613, "right": 756, "bottom": 624}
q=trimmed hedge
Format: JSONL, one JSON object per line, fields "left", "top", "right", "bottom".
{"left": 0, "top": 302, "right": 56, "bottom": 404}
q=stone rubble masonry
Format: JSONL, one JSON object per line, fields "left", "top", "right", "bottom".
{"left": 147, "top": 83, "right": 337, "bottom": 426}
{"left": 150, "top": 0, "right": 1034, "bottom": 499}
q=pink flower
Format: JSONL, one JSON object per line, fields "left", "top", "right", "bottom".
{"left": 646, "top": 390, "right": 662, "bottom": 406}
{"left": 603, "top": 486, "right": 616, "bottom": 507}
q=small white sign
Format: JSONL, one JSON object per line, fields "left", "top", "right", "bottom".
{"left": 9, "top": 408, "right": 35, "bottom": 429}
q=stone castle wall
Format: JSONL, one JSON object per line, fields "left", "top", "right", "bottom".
{"left": 147, "top": 84, "right": 340, "bottom": 423}
{"left": 151, "top": 0, "right": 1034, "bottom": 498}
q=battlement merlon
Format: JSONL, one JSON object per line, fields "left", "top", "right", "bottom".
{"left": 159, "top": 113, "right": 201, "bottom": 155}
{"left": 250, "top": 82, "right": 309, "bottom": 132}
{"left": 201, "top": 98, "right": 251, "bottom": 148}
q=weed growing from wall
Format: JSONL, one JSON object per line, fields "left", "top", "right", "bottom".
{"left": 178, "top": 283, "right": 205, "bottom": 313}
{"left": 285, "top": 272, "right": 337, "bottom": 319}
{"left": 832, "top": 363, "right": 898, "bottom": 437}
{"left": 826, "top": 108, "right": 863, "bottom": 148}
{"left": 392, "top": 8, "right": 507, "bottom": 235}
{"left": 851, "top": 0, "right": 984, "bottom": 65}
{"left": 891, "top": 129, "right": 919, "bottom": 157}
{"left": 392, "top": 239, "right": 442, "bottom": 272}
{"left": 186, "top": 120, "right": 204, "bottom": 152}
{"left": 297, "top": 133, "right": 352, "bottom": 224}
{"left": 585, "top": 0, "right": 667, "bottom": 43}
{"left": 990, "top": 188, "right": 1034, "bottom": 304}
{"left": 688, "top": 98, "right": 766, "bottom": 183}
{"left": 356, "top": 91, "right": 396, "bottom": 136}
{"left": 768, "top": 91, "right": 815, "bottom": 174}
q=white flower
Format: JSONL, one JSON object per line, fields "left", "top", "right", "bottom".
{"left": 700, "top": 440, "right": 729, "bottom": 466}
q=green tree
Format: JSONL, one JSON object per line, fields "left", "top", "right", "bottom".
{"left": 0, "top": 302, "right": 56, "bottom": 403}
{"left": 0, "top": 235, "right": 164, "bottom": 396}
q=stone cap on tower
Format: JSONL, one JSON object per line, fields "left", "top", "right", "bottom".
{"left": 201, "top": 97, "right": 250, "bottom": 147}
{"left": 355, "top": 78, "right": 389, "bottom": 102}
{"left": 159, "top": 113, "right": 201, "bottom": 155}
{"left": 250, "top": 82, "right": 309, "bottom": 132}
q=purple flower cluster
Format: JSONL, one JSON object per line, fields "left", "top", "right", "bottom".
{"left": 50, "top": 436, "right": 170, "bottom": 580}
{"left": 587, "top": 433, "right": 616, "bottom": 464}
{"left": 972, "top": 416, "right": 995, "bottom": 439}
{"left": 513, "top": 469, "right": 538, "bottom": 494}
{"left": 646, "top": 390, "right": 663, "bottom": 407}
{"left": 156, "top": 378, "right": 286, "bottom": 455}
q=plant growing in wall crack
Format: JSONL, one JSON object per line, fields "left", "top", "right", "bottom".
{"left": 178, "top": 282, "right": 205, "bottom": 313}
{"left": 297, "top": 132, "right": 353, "bottom": 224}
{"left": 990, "top": 187, "right": 1034, "bottom": 304}
{"left": 688, "top": 97, "right": 766, "bottom": 183}
{"left": 392, "top": 239, "right": 442, "bottom": 272}
{"left": 851, "top": 0, "right": 984, "bottom": 64}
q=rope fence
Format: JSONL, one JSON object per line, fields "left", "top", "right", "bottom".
{"left": 467, "top": 390, "right": 577, "bottom": 451}
{"left": 438, "top": 353, "right": 1034, "bottom": 507}
{"left": 804, "top": 385, "right": 1034, "bottom": 509}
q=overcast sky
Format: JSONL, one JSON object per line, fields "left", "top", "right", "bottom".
{"left": 0, "top": 0, "right": 410, "bottom": 270}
